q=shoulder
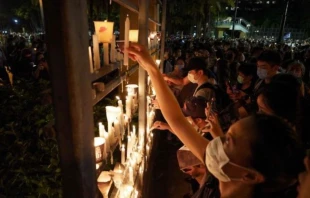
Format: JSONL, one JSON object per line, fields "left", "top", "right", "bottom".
{"left": 194, "top": 87, "right": 214, "bottom": 99}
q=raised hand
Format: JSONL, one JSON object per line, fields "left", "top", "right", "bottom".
{"left": 204, "top": 109, "right": 224, "bottom": 138}
{"left": 126, "top": 43, "right": 157, "bottom": 72}
{"left": 152, "top": 121, "right": 172, "bottom": 132}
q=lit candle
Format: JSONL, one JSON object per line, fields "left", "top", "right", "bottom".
{"left": 110, "top": 35, "right": 116, "bottom": 62}
{"left": 124, "top": 15, "right": 130, "bottom": 69}
{"left": 121, "top": 144, "right": 125, "bottom": 165}
{"left": 88, "top": 46, "right": 94, "bottom": 73}
{"left": 92, "top": 35, "right": 100, "bottom": 70}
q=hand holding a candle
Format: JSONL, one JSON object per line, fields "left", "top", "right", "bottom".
{"left": 152, "top": 121, "right": 173, "bottom": 133}
{"left": 126, "top": 44, "right": 157, "bottom": 72}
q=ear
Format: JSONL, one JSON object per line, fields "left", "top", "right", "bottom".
{"left": 242, "top": 171, "right": 265, "bottom": 184}
{"left": 272, "top": 65, "right": 280, "bottom": 72}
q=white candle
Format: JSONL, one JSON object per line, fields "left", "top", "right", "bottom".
{"left": 133, "top": 125, "right": 136, "bottom": 136}
{"left": 146, "top": 144, "right": 150, "bottom": 156}
{"left": 139, "top": 130, "right": 144, "bottom": 148}
{"left": 135, "top": 190, "right": 139, "bottom": 198}
{"left": 103, "top": 131, "right": 110, "bottom": 154}
{"left": 129, "top": 166, "right": 134, "bottom": 184}
{"left": 148, "top": 37, "right": 151, "bottom": 49}
{"left": 98, "top": 122, "right": 104, "bottom": 137}
{"left": 125, "top": 96, "right": 132, "bottom": 119}
{"left": 127, "top": 135, "right": 131, "bottom": 159}
{"left": 114, "top": 119, "right": 120, "bottom": 140}
{"left": 111, "top": 35, "right": 116, "bottom": 62}
{"left": 88, "top": 46, "right": 94, "bottom": 73}
{"left": 110, "top": 151, "right": 113, "bottom": 164}
{"left": 124, "top": 15, "right": 130, "bottom": 68}
{"left": 92, "top": 35, "right": 100, "bottom": 70}
{"left": 103, "top": 43, "right": 109, "bottom": 66}
{"left": 121, "top": 144, "right": 125, "bottom": 165}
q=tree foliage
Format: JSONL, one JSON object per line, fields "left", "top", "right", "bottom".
{"left": 166, "top": 0, "right": 234, "bottom": 36}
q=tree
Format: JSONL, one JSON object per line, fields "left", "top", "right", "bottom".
{"left": 13, "top": 0, "right": 41, "bottom": 32}
{"left": 166, "top": 0, "right": 233, "bottom": 37}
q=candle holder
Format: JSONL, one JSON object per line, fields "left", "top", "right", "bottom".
{"left": 105, "top": 106, "right": 121, "bottom": 132}
{"left": 94, "top": 137, "right": 105, "bottom": 162}
{"left": 94, "top": 20, "right": 114, "bottom": 66}
{"left": 97, "top": 171, "right": 112, "bottom": 197}
{"left": 113, "top": 163, "right": 125, "bottom": 189}
{"left": 129, "top": 30, "right": 139, "bottom": 43}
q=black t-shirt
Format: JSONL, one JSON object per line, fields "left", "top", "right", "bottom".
{"left": 191, "top": 174, "right": 220, "bottom": 198}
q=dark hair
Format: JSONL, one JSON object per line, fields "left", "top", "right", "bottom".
{"left": 257, "top": 50, "right": 282, "bottom": 66}
{"left": 237, "top": 63, "right": 257, "bottom": 77}
{"left": 250, "top": 114, "right": 304, "bottom": 194}
{"left": 258, "top": 80, "right": 299, "bottom": 124}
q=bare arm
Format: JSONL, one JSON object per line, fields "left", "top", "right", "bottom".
{"left": 127, "top": 44, "right": 208, "bottom": 162}
{"left": 164, "top": 75, "right": 190, "bottom": 86}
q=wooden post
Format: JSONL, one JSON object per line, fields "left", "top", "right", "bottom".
{"left": 138, "top": 0, "right": 149, "bottom": 141}
{"left": 43, "top": 0, "right": 97, "bottom": 197}
{"left": 159, "top": 0, "right": 167, "bottom": 73}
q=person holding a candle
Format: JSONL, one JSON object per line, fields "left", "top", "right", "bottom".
{"left": 126, "top": 44, "right": 305, "bottom": 198}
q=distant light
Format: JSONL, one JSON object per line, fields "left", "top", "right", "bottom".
{"left": 194, "top": 26, "right": 196, "bottom": 28}
{"left": 266, "top": 1, "right": 270, "bottom": 4}
{"left": 14, "top": 19, "right": 18, "bottom": 23}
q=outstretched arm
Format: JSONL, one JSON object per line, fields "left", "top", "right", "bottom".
{"left": 127, "top": 44, "right": 208, "bottom": 162}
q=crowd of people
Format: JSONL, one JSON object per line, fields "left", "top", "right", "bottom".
{"left": 0, "top": 34, "right": 49, "bottom": 86}
{"left": 2, "top": 33, "right": 310, "bottom": 197}
{"left": 126, "top": 39, "right": 310, "bottom": 198}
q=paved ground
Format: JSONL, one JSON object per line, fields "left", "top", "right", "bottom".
{"left": 148, "top": 131, "right": 192, "bottom": 198}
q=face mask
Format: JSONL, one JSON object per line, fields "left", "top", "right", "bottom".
{"left": 237, "top": 75, "right": 244, "bottom": 84}
{"left": 257, "top": 68, "right": 268, "bottom": 79}
{"left": 205, "top": 137, "right": 254, "bottom": 182}
{"left": 188, "top": 73, "right": 199, "bottom": 83}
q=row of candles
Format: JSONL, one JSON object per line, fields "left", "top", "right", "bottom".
{"left": 94, "top": 83, "right": 156, "bottom": 198}
{"left": 88, "top": 16, "right": 160, "bottom": 73}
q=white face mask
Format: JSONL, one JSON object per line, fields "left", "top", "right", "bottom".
{"left": 188, "top": 73, "right": 199, "bottom": 83}
{"left": 205, "top": 137, "right": 254, "bottom": 182}
{"left": 257, "top": 68, "right": 268, "bottom": 80}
